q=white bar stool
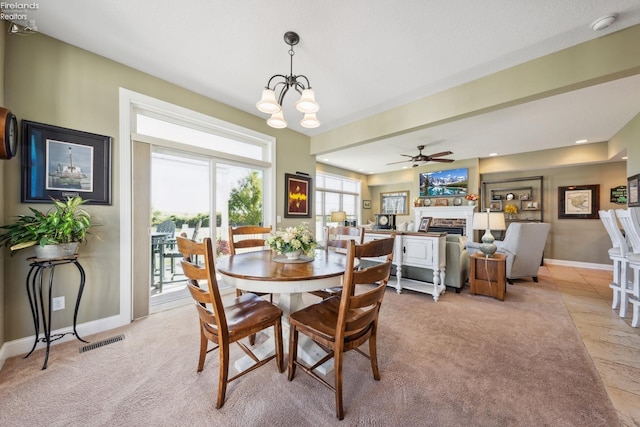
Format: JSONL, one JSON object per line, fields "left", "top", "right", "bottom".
{"left": 599, "top": 209, "right": 631, "bottom": 316}
{"left": 615, "top": 209, "right": 640, "bottom": 327}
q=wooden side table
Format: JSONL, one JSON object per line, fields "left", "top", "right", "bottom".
{"left": 470, "top": 253, "right": 507, "bottom": 301}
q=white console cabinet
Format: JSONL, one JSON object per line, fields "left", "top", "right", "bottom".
{"left": 363, "top": 231, "right": 447, "bottom": 301}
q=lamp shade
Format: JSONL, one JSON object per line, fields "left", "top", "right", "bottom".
{"left": 330, "top": 211, "right": 347, "bottom": 222}
{"left": 266, "top": 111, "right": 287, "bottom": 129}
{"left": 295, "top": 89, "right": 319, "bottom": 113}
{"left": 256, "top": 89, "right": 282, "bottom": 114}
{"left": 300, "top": 112, "right": 320, "bottom": 129}
{"left": 472, "top": 211, "right": 506, "bottom": 230}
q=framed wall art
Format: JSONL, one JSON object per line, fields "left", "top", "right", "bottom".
{"left": 558, "top": 184, "right": 599, "bottom": 219}
{"left": 21, "top": 120, "right": 112, "bottom": 205}
{"left": 380, "top": 191, "right": 409, "bottom": 215}
{"left": 284, "top": 173, "right": 312, "bottom": 218}
{"left": 610, "top": 185, "right": 627, "bottom": 205}
{"left": 628, "top": 174, "right": 639, "bottom": 207}
{"left": 363, "top": 200, "right": 371, "bottom": 209}
{"left": 418, "top": 216, "right": 432, "bottom": 232}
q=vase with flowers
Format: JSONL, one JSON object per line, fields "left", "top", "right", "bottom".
{"left": 266, "top": 222, "right": 317, "bottom": 260}
{"left": 465, "top": 193, "right": 478, "bottom": 206}
{"left": 504, "top": 204, "right": 518, "bottom": 220}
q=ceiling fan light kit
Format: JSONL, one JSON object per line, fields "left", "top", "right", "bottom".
{"left": 257, "top": 31, "right": 320, "bottom": 129}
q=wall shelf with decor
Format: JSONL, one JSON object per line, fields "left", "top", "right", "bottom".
{"left": 480, "top": 176, "right": 544, "bottom": 229}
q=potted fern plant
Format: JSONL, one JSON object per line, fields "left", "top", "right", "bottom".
{"left": 0, "top": 196, "right": 96, "bottom": 258}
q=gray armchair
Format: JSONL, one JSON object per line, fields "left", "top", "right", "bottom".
{"left": 466, "top": 222, "right": 551, "bottom": 283}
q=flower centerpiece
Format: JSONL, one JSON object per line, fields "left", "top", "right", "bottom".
{"left": 504, "top": 203, "right": 518, "bottom": 219}
{"left": 266, "top": 222, "right": 317, "bottom": 260}
{"left": 465, "top": 193, "right": 478, "bottom": 205}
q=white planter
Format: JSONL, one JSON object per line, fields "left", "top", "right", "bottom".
{"left": 285, "top": 250, "right": 302, "bottom": 260}
{"left": 34, "top": 242, "right": 79, "bottom": 259}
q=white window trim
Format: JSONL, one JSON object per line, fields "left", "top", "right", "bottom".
{"left": 119, "top": 88, "right": 276, "bottom": 324}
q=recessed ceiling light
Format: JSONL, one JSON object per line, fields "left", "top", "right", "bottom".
{"left": 575, "top": 139, "right": 588, "bottom": 144}
{"left": 489, "top": 153, "right": 498, "bottom": 157}
{"left": 622, "top": 156, "right": 628, "bottom": 160}
{"left": 323, "top": 158, "right": 330, "bottom": 161}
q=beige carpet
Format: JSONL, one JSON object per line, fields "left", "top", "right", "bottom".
{"left": 0, "top": 268, "right": 619, "bottom": 426}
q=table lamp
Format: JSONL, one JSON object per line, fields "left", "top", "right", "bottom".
{"left": 472, "top": 209, "right": 506, "bottom": 257}
{"left": 330, "top": 211, "right": 347, "bottom": 225}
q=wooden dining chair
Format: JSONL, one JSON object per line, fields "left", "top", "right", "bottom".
{"left": 309, "top": 226, "right": 365, "bottom": 300}
{"left": 228, "top": 225, "right": 274, "bottom": 303}
{"left": 176, "top": 236, "right": 284, "bottom": 409}
{"left": 288, "top": 235, "right": 395, "bottom": 420}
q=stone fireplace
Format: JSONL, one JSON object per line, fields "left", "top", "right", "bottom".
{"left": 412, "top": 205, "right": 477, "bottom": 242}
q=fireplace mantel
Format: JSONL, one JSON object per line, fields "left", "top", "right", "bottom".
{"left": 413, "top": 205, "right": 477, "bottom": 242}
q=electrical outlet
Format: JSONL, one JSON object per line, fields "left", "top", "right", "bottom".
{"left": 52, "top": 296, "right": 65, "bottom": 311}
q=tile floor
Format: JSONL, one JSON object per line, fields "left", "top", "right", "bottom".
{"left": 546, "top": 264, "right": 640, "bottom": 426}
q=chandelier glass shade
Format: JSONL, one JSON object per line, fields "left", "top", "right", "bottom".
{"left": 256, "top": 31, "right": 320, "bottom": 129}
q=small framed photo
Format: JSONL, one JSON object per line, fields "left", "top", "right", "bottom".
{"left": 363, "top": 199, "right": 371, "bottom": 209}
{"left": 628, "top": 174, "right": 639, "bottom": 207}
{"left": 434, "top": 198, "right": 448, "bottom": 207}
{"left": 418, "top": 216, "right": 432, "bottom": 232}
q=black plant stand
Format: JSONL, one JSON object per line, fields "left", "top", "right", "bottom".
{"left": 24, "top": 255, "right": 88, "bottom": 369}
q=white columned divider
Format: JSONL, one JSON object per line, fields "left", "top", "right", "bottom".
{"left": 413, "top": 205, "right": 477, "bottom": 242}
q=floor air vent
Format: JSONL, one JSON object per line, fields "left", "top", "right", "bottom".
{"left": 79, "top": 334, "right": 125, "bottom": 353}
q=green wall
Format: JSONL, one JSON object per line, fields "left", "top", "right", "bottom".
{"left": 2, "top": 23, "right": 640, "bottom": 355}
{"left": 1, "top": 33, "right": 311, "bottom": 342}
{"left": 0, "top": 22, "right": 6, "bottom": 351}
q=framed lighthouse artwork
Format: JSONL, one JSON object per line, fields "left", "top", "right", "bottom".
{"left": 21, "top": 121, "right": 112, "bottom": 205}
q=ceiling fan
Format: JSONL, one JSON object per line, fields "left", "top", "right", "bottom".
{"left": 387, "top": 145, "right": 454, "bottom": 167}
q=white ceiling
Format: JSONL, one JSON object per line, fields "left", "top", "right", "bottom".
{"left": 12, "top": 1, "right": 640, "bottom": 173}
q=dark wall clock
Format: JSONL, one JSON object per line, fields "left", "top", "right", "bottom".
{"left": 0, "top": 107, "right": 18, "bottom": 160}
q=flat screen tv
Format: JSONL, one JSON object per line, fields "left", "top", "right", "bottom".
{"left": 419, "top": 168, "right": 468, "bottom": 197}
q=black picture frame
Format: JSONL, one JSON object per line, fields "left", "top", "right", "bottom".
{"left": 558, "top": 184, "right": 599, "bottom": 219}
{"left": 284, "top": 173, "right": 312, "bottom": 218}
{"left": 363, "top": 200, "right": 371, "bottom": 209}
{"left": 21, "top": 120, "right": 112, "bottom": 205}
{"left": 628, "top": 174, "right": 640, "bottom": 207}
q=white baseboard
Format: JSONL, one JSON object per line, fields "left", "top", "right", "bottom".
{"left": 544, "top": 258, "right": 613, "bottom": 271}
{"left": 0, "top": 314, "right": 125, "bottom": 368}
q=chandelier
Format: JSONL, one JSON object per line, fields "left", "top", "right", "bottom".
{"left": 256, "top": 31, "right": 320, "bottom": 129}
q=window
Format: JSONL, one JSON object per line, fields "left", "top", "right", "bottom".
{"left": 134, "top": 109, "right": 275, "bottom": 246}
{"left": 315, "top": 173, "right": 361, "bottom": 239}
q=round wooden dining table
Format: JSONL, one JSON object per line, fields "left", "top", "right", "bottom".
{"left": 216, "top": 248, "right": 351, "bottom": 374}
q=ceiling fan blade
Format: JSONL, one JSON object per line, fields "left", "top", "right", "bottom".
{"left": 386, "top": 159, "right": 412, "bottom": 165}
{"left": 425, "top": 151, "right": 453, "bottom": 158}
{"left": 430, "top": 158, "right": 455, "bottom": 163}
